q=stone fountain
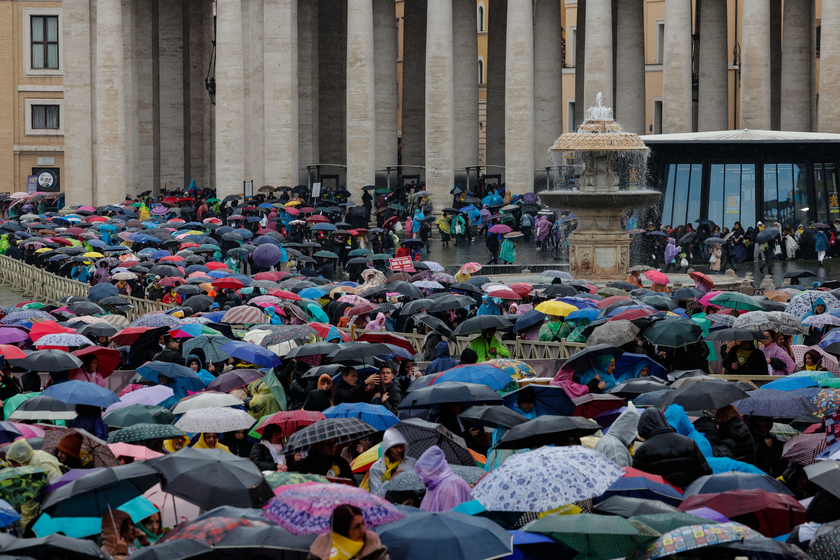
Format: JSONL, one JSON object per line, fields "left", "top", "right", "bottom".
{"left": 539, "top": 93, "right": 661, "bottom": 278}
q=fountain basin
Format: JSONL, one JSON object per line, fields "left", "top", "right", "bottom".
{"left": 538, "top": 190, "right": 661, "bottom": 231}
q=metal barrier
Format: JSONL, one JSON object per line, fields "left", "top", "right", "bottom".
{"left": 0, "top": 255, "right": 172, "bottom": 322}
{"left": 444, "top": 263, "right": 571, "bottom": 276}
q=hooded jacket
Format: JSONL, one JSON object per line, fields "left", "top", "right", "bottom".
{"left": 303, "top": 374, "right": 334, "bottom": 412}
{"left": 307, "top": 530, "right": 389, "bottom": 560}
{"left": 369, "top": 428, "right": 418, "bottom": 496}
{"left": 468, "top": 331, "right": 511, "bottom": 363}
{"left": 717, "top": 416, "right": 756, "bottom": 465}
{"left": 6, "top": 439, "right": 63, "bottom": 481}
{"left": 425, "top": 341, "right": 459, "bottom": 375}
{"left": 192, "top": 433, "right": 231, "bottom": 453}
{"left": 663, "top": 404, "right": 714, "bottom": 458}
{"left": 692, "top": 417, "right": 734, "bottom": 459}
{"left": 594, "top": 403, "right": 640, "bottom": 467}
{"left": 415, "top": 446, "right": 472, "bottom": 512}
{"left": 746, "top": 416, "right": 787, "bottom": 478}
{"left": 631, "top": 408, "right": 712, "bottom": 488}
{"left": 549, "top": 364, "right": 590, "bottom": 399}
{"left": 101, "top": 510, "right": 149, "bottom": 558}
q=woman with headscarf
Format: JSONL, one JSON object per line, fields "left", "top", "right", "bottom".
{"left": 135, "top": 509, "right": 164, "bottom": 546}
{"left": 579, "top": 355, "right": 618, "bottom": 391}
{"left": 306, "top": 504, "right": 390, "bottom": 560}
{"left": 250, "top": 424, "right": 288, "bottom": 472}
{"left": 192, "top": 432, "right": 231, "bottom": 453}
{"left": 414, "top": 446, "right": 472, "bottom": 512}
{"left": 799, "top": 348, "right": 824, "bottom": 371}
{"left": 535, "top": 215, "right": 551, "bottom": 252}
{"left": 303, "top": 374, "right": 334, "bottom": 411}
{"left": 664, "top": 238, "right": 680, "bottom": 273}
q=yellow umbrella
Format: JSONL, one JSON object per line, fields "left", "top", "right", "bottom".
{"left": 83, "top": 252, "right": 104, "bottom": 258}
{"left": 535, "top": 300, "right": 578, "bottom": 317}
{"left": 350, "top": 443, "right": 380, "bottom": 473}
{"left": 35, "top": 248, "right": 52, "bottom": 253}
{"left": 285, "top": 201, "right": 301, "bottom": 207}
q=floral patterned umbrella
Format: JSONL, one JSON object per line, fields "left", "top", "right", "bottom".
{"left": 809, "top": 520, "right": 840, "bottom": 560}
{"left": 471, "top": 446, "right": 623, "bottom": 512}
{"left": 129, "top": 313, "right": 182, "bottom": 328}
{"left": 0, "top": 310, "right": 53, "bottom": 324}
{"left": 430, "top": 272, "right": 456, "bottom": 284}
{"left": 413, "top": 280, "right": 445, "bottom": 290}
{"left": 42, "top": 427, "right": 120, "bottom": 468}
{"left": 485, "top": 359, "right": 536, "bottom": 380}
{"left": 459, "top": 262, "right": 482, "bottom": 275}
{"left": 786, "top": 291, "right": 840, "bottom": 320}
{"left": 627, "top": 522, "right": 761, "bottom": 560}
{"left": 174, "top": 407, "right": 256, "bottom": 433}
{"left": 263, "top": 483, "right": 404, "bottom": 535}
{"left": 35, "top": 333, "right": 95, "bottom": 348}
{"left": 162, "top": 516, "right": 265, "bottom": 544}
{"left": 812, "top": 389, "right": 840, "bottom": 417}
{"left": 422, "top": 261, "right": 445, "bottom": 272}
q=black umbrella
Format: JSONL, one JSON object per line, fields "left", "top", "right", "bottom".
{"left": 1, "top": 534, "right": 109, "bottom": 560}
{"left": 755, "top": 227, "right": 781, "bottom": 244}
{"left": 284, "top": 342, "right": 341, "bottom": 359}
{"left": 607, "top": 379, "right": 671, "bottom": 400}
{"left": 328, "top": 343, "right": 407, "bottom": 363}
{"left": 9, "top": 396, "right": 76, "bottom": 420}
{"left": 453, "top": 315, "right": 513, "bottom": 336}
{"left": 401, "top": 299, "right": 433, "bottom": 315}
{"left": 223, "top": 195, "right": 243, "bottom": 202}
{"left": 638, "top": 295, "right": 677, "bottom": 311}
{"left": 399, "top": 381, "right": 503, "bottom": 410}
{"left": 98, "top": 296, "right": 132, "bottom": 308}
{"left": 175, "top": 284, "right": 203, "bottom": 296}
{"left": 214, "top": 524, "right": 315, "bottom": 554}
{"left": 785, "top": 270, "right": 817, "bottom": 279}
{"left": 655, "top": 380, "right": 750, "bottom": 411}
{"left": 181, "top": 295, "right": 214, "bottom": 313}
{"left": 672, "top": 287, "right": 703, "bottom": 300}
{"left": 414, "top": 314, "right": 455, "bottom": 340}
{"left": 41, "top": 462, "right": 161, "bottom": 517}
{"left": 129, "top": 540, "right": 220, "bottom": 560}
{"left": 608, "top": 281, "right": 640, "bottom": 292}
{"left": 76, "top": 323, "right": 119, "bottom": 338}
{"left": 385, "top": 281, "right": 424, "bottom": 300}
{"left": 284, "top": 418, "right": 377, "bottom": 454}
{"left": 148, "top": 264, "right": 183, "bottom": 277}
{"left": 103, "top": 404, "right": 177, "bottom": 427}
{"left": 592, "top": 496, "right": 681, "bottom": 517}
{"left": 457, "top": 405, "right": 528, "bottom": 430}
{"left": 703, "top": 328, "right": 766, "bottom": 342}
{"left": 678, "top": 232, "right": 696, "bottom": 245}
{"left": 428, "top": 295, "right": 476, "bottom": 314}
{"left": 148, "top": 448, "right": 274, "bottom": 509}
{"left": 563, "top": 344, "right": 624, "bottom": 374}
{"left": 67, "top": 301, "right": 106, "bottom": 315}
{"left": 541, "top": 284, "right": 580, "bottom": 298}
{"left": 392, "top": 418, "right": 475, "bottom": 466}
{"left": 449, "top": 282, "right": 483, "bottom": 295}
{"left": 18, "top": 350, "right": 82, "bottom": 372}
{"left": 495, "top": 416, "right": 601, "bottom": 449}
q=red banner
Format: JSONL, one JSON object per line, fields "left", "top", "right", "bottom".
{"left": 389, "top": 257, "right": 415, "bottom": 272}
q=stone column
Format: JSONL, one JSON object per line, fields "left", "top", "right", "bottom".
{"left": 740, "top": 0, "right": 771, "bottom": 129}
{"left": 425, "top": 0, "right": 454, "bottom": 209}
{"left": 265, "top": 0, "right": 297, "bottom": 186}
{"left": 247, "top": 0, "right": 265, "bottom": 188}
{"left": 202, "top": 0, "right": 215, "bottom": 188}
{"left": 188, "top": 0, "right": 208, "bottom": 187}
{"left": 615, "top": 0, "right": 645, "bottom": 134}
{"left": 63, "top": 0, "right": 94, "bottom": 205}
{"left": 819, "top": 0, "right": 840, "bottom": 132}
{"left": 373, "top": 0, "right": 398, "bottom": 186}
{"left": 96, "top": 0, "right": 127, "bottom": 205}
{"left": 505, "top": 0, "right": 534, "bottom": 195}
{"left": 780, "top": 0, "right": 812, "bottom": 131}
{"left": 533, "top": 0, "right": 562, "bottom": 187}
{"left": 583, "top": 0, "right": 612, "bottom": 109}
{"left": 697, "top": 0, "right": 728, "bottom": 131}
{"left": 401, "top": 0, "right": 426, "bottom": 167}
{"left": 453, "top": 0, "right": 478, "bottom": 187}
{"left": 574, "top": 0, "right": 586, "bottom": 128}
{"left": 158, "top": 0, "right": 185, "bottom": 190}
{"left": 346, "top": 0, "right": 376, "bottom": 191}
{"left": 215, "top": 0, "right": 246, "bottom": 198}
{"left": 318, "top": 0, "right": 346, "bottom": 169}
{"left": 662, "top": 0, "right": 692, "bottom": 133}
{"left": 134, "top": 0, "right": 155, "bottom": 193}
{"left": 298, "top": 0, "right": 319, "bottom": 184}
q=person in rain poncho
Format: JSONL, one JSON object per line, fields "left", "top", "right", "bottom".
{"left": 101, "top": 509, "right": 149, "bottom": 559}
{"left": 663, "top": 404, "right": 714, "bottom": 458}
{"left": 663, "top": 238, "right": 680, "bottom": 273}
{"left": 468, "top": 328, "right": 510, "bottom": 362}
{"left": 248, "top": 378, "right": 284, "bottom": 419}
{"left": 538, "top": 316, "right": 570, "bottom": 342}
{"left": 368, "top": 428, "right": 418, "bottom": 496}
{"left": 476, "top": 295, "right": 500, "bottom": 316}
{"left": 414, "top": 445, "right": 472, "bottom": 512}
{"left": 499, "top": 237, "right": 516, "bottom": 264}
{"left": 412, "top": 209, "right": 424, "bottom": 235}
{"left": 549, "top": 364, "right": 591, "bottom": 399}
{"left": 0, "top": 235, "right": 10, "bottom": 255}
{"left": 185, "top": 355, "right": 215, "bottom": 386}
{"left": 425, "top": 341, "right": 458, "bottom": 375}
{"left": 365, "top": 312, "right": 387, "bottom": 331}
{"left": 192, "top": 432, "right": 231, "bottom": 453}
{"left": 6, "top": 438, "right": 62, "bottom": 481}
{"left": 578, "top": 355, "right": 618, "bottom": 392}
{"left": 479, "top": 205, "right": 492, "bottom": 234}
{"left": 594, "top": 403, "right": 640, "bottom": 467}
{"left": 435, "top": 213, "right": 451, "bottom": 247}
{"left": 535, "top": 216, "right": 551, "bottom": 251}
{"left": 632, "top": 408, "right": 712, "bottom": 489}
{"left": 509, "top": 386, "right": 538, "bottom": 420}
{"left": 760, "top": 331, "right": 795, "bottom": 376}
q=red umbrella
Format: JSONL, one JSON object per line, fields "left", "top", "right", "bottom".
{"left": 382, "top": 216, "right": 399, "bottom": 229}
{"left": 253, "top": 272, "right": 281, "bottom": 281}
{"left": 509, "top": 283, "right": 533, "bottom": 298}
{"left": 644, "top": 270, "right": 669, "bottom": 285}
{"left": 205, "top": 262, "right": 229, "bottom": 271}
{"left": 29, "top": 321, "right": 74, "bottom": 342}
{"left": 347, "top": 302, "right": 378, "bottom": 317}
{"left": 622, "top": 467, "right": 681, "bottom": 493}
{"left": 66, "top": 227, "right": 86, "bottom": 236}
{"left": 162, "top": 516, "right": 259, "bottom": 544}
{"left": 179, "top": 242, "right": 200, "bottom": 249}
{"left": 284, "top": 207, "right": 300, "bottom": 216}
{"left": 111, "top": 326, "right": 155, "bottom": 346}
{"left": 212, "top": 278, "right": 244, "bottom": 290}
{"left": 572, "top": 394, "right": 625, "bottom": 418}
{"left": 159, "top": 255, "right": 185, "bottom": 262}
{"left": 0, "top": 344, "right": 26, "bottom": 360}
{"left": 267, "top": 289, "right": 302, "bottom": 301}
{"left": 782, "top": 433, "right": 827, "bottom": 466}
{"left": 159, "top": 277, "right": 185, "bottom": 287}
{"left": 72, "top": 346, "right": 122, "bottom": 377}
{"left": 355, "top": 333, "right": 415, "bottom": 355}
{"left": 299, "top": 207, "right": 316, "bottom": 214}
{"left": 307, "top": 215, "right": 329, "bottom": 223}
{"left": 487, "top": 288, "right": 521, "bottom": 301}
{"left": 609, "top": 307, "right": 659, "bottom": 322}
{"left": 597, "top": 295, "right": 632, "bottom": 309}
{"left": 309, "top": 323, "right": 351, "bottom": 341}
{"left": 86, "top": 216, "right": 107, "bottom": 223}
{"left": 255, "top": 410, "right": 326, "bottom": 436}
{"left": 689, "top": 271, "right": 716, "bottom": 291}
{"left": 678, "top": 489, "right": 806, "bottom": 538}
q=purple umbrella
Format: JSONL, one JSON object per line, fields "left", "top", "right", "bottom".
{"left": 206, "top": 369, "right": 265, "bottom": 393}
{"left": 104, "top": 385, "right": 174, "bottom": 413}
{"left": 488, "top": 224, "right": 512, "bottom": 234}
{"left": 1, "top": 310, "right": 54, "bottom": 324}
{"left": 129, "top": 313, "right": 182, "bottom": 328}
{"left": 0, "top": 327, "right": 30, "bottom": 344}
{"left": 521, "top": 193, "right": 539, "bottom": 204}
{"left": 252, "top": 245, "right": 284, "bottom": 267}
{"left": 43, "top": 467, "right": 104, "bottom": 497}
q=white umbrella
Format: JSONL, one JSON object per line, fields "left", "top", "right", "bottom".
{"left": 171, "top": 391, "right": 243, "bottom": 414}
{"left": 174, "top": 406, "right": 256, "bottom": 433}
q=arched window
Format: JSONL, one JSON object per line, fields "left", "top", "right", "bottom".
{"left": 477, "top": 4, "right": 485, "bottom": 32}
{"left": 478, "top": 58, "right": 484, "bottom": 84}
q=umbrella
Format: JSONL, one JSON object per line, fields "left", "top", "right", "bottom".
{"left": 205, "top": 369, "right": 264, "bottom": 393}
{"left": 103, "top": 405, "right": 176, "bottom": 427}
{"left": 1, "top": 533, "right": 111, "bottom": 560}
{"left": 160, "top": 516, "right": 262, "bottom": 544}
{"left": 148, "top": 448, "right": 274, "bottom": 509}
{"left": 422, "top": 364, "right": 513, "bottom": 392}
{"left": 220, "top": 341, "right": 281, "bottom": 368}
{"left": 263, "top": 483, "right": 404, "bottom": 534}
{"left": 495, "top": 416, "right": 600, "bottom": 449}
{"left": 709, "top": 292, "right": 764, "bottom": 312}
{"left": 170, "top": 392, "right": 243, "bottom": 414}
{"left": 626, "top": 522, "right": 761, "bottom": 560}
{"left": 107, "top": 423, "right": 187, "bottom": 444}
{"left": 391, "top": 418, "right": 475, "bottom": 466}
{"left": 812, "top": 388, "right": 840, "bottom": 416}
{"left": 375, "top": 510, "right": 513, "bottom": 560}
{"left": 786, "top": 291, "right": 840, "bottom": 319}
{"left": 401, "top": 381, "right": 503, "bottom": 410}
{"left": 323, "top": 403, "right": 399, "bottom": 431}
{"left": 756, "top": 227, "right": 781, "bottom": 244}
{"left": 781, "top": 432, "right": 826, "bottom": 465}
{"left": 35, "top": 333, "right": 94, "bottom": 347}
{"left": 181, "top": 335, "right": 232, "bottom": 363}
{"left": 703, "top": 328, "right": 766, "bottom": 342}
{"left": 18, "top": 350, "right": 82, "bottom": 372}
{"left": 128, "top": 540, "right": 218, "bottom": 560}
{"left": 643, "top": 318, "right": 703, "bottom": 347}
{"left": 213, "top": 524, "right": 316, "bottom": 554}
{"left": 683, "top": 472, "right": 793, "bottom": 498}
{"left": 264, "top": 472, "right": 329, "bottom": 490}
{"left": 174, "top": 407, "right": 256, "bottom": 433}
{"left": 220, "top": 306, "right": 268, "bottom": 325}
{"left": 587, "top": 320, "right": 640, "bottom": 347}
{"left": 592, "top": 496, "right": 680, "bottom": 518}
{"left": 564, "top": 344, "right": 624, "bottom": 375}
{"left": 9, "top": 396, "right": 76, "bottom": 421}
{"left": 284, "top": 418, "right": 378, "bottom": 454}
{"left": 731, "top": 389, "right": 816, "bottom": 417}
{"left": 457, "top": 406, "right": 528, "bottom": 430}
{"left": 472, "top": 446, "right": 623, "bottom": 512}
{"left": 524, "top": 514, "right": 659, "bottom": 560}
{"left": 0, "top": 467, "right": 50, "bottom": 511}
{"left": 655, "top": 380, "right": 749, "bottom": 411}
{"left": 678, "top": 489, "right": 806, "bottom": 538}
{"left": 41, "top": 380, "right": 119, "bottom": 408}
{"left": 255, "top": 410, "right": 326, "bottom": 436}
{"left": 608, "top": 379, "right": 670, "bottom": 400}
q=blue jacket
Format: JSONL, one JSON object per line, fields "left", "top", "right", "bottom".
{"left": 664, "top": 404, "right": 714, "bottom": 458}
{"left": 816, "top": 231, "right": 830, "bottom": 252}
{"left": 425, "top": 341, "right": 458, "bottom": 375}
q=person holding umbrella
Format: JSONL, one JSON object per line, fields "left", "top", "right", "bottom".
{"left": 67, "top": 405, "right": 109, "bottom": 440}
{"left": 70, "top": 355, "right": 107, "bottom": 388}
{"left": 306, "top": 504, "right": 390, "bottom": 560}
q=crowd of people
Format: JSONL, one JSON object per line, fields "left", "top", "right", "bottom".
{"left": 0, "top": 183, "right": 837, "bottom": 559}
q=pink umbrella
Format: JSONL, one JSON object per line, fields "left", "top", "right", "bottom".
{"left": 644, "top": 270, "right": 669, "bottom": 285}
{"left": 9, "top": 423, "right": 45, "bottom": 439}
{"left": 105, "top": 385, "right": 174, "bottom": 413}
{"left": 698, "top": 290, "right": 724, "bottom": 308}
{"left": 792, "top": 345, "right": 840, "bottom": 376}
{"left": 108, "top": 442, "right": 163, "bottom": 461}
{"left": 488, "top": 224, "right": 512, "bottom": 234}
{"left": 143, "top": 483, "right": 201, "bottom": 527}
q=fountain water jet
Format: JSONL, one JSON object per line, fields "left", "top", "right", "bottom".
{"left": 539, "top": 93, "right": 661, "bottom": 278}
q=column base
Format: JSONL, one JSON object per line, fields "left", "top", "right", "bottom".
{"left": 568, "top": 230, "right": 631, "bottom": 279}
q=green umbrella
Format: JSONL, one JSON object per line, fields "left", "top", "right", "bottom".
{"left": 629, "top": 513, "right": 717, "bottom": 534}
{"left": 643, "top": 318, "right": 703, "bottom": 348}
{"left": 107, "top": 423, "right": 187, "bottom": 444}
{"left": 103, "top": 404, "right": 176, "bottom": 427}
{"left": 313, "top": 251, "right": 339, "bottom": 259}
{"left": 3, "top": 392, "right": 40, "bottom": 420}
{"left": 375, "top": 188, "right": 392, "bottom": 194}
{"left": 597, "top": 287, "right": 629, "bottom": 298}
{"left": 207, "top": 198, "right": 221, "bottom": 204}
{"left": 0, "top": 467, "right": 49, "bottom": 511}
{"left": 370, "top": 253, "right": 391, "bottom": 260}
{"left": 524, "top": 514, "right": 659, "bottom": 560}
{"left": 389, "top": 203, "right": 406, "bottom": 210}
{"left": 709, "top": 292, "right": 764, "bottom": 312}
{"left": 264, "top": 472, "right": 328, "bottom": 490}
{"left": 349, "top": 248, "right": 372, "bottom": 257}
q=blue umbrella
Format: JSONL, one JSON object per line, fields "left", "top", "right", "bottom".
{"left": 206, "top": 270, "right": 229, "bottom": 278}
{"left": 185, "top": 265, "right": 209, "bottom": 274}
{"left": 42, "top": 380, "right": 120, "bottom": 408}
{"left": 430, "top": 364, "right": 513, "bottom": 391}
{"left": 323, "top": 402, "right": 399, "bottom": 431}
{"left": 49, "top": 255, "right": 69, "bottom": 261}
{"left": 595, "top": 476, "right": 684, "bottom": 507}
{"left": 732, "top": 389, "right": 817, "bottom": 417}
{"left": 613, "top": 353, "right": 668, "bottom": 383}
{"left": 606, "top": 305, "right": 652, "bottom": 317}
{"left": 502, "top": 385, "right": 575, "bottom": 416}
{"left": 682, "top": 472, "right": 794, "bottom": 498}
{"left": 565, "top": 309, "right": 600, "bottom": 322}
{"left": 87, "top": 239, "right": 106, "bottom": 248}
{"left": 88, "top": 286, "right": 118, "bottom": 305}
{"left": 227, "top": 273, "right": 254, "bottom": 286}
{"left": 135, "top": 361, "right": 204, "bottom": 392}
{"left": 0, "top": 422, "right": 22, "bottom": 444}
{"left": 252, "top": 245, "right": 284, "bottom": 267}
{"left": 558, "top": 297, "right": 598, "bottom": 310}
{"left": 633, "top": 389, "right": 671, "bottom": 407}
{"left": 221, "top": 341, "right": 282, "bottom": 368}
{"left": 506, "top": 530, "right": 574, "bottom": 560}
{"left": 514, "top": 310, "right": 547, "bottom": 332}
{"left": 298, "top": 287, "right": 328, "bottom": 299}
{"left": 233, "top": 228, "right": 253, "bottom": 239}
{"left": 129, "top": 314, "right": 182, "bottom": 328}
{"left": 254, "top": 236, "right": 280, "bottom": 246}
{"left": 758, "top": 376, "right": 818, "bottom": 391}
{"left": 0, "top": 499, "right": 20, "bottom": 528}
{"left": 310, "top": 223, "right": 337, "bottom": 232}
{"left": 182, "top": 335, "right": 233, "bottom": 363}
{"left": 151, "top": 250, "right": 170, "bottom": 260}
{"left": 33, "top": 495, "right": 156, "bottom": 537}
